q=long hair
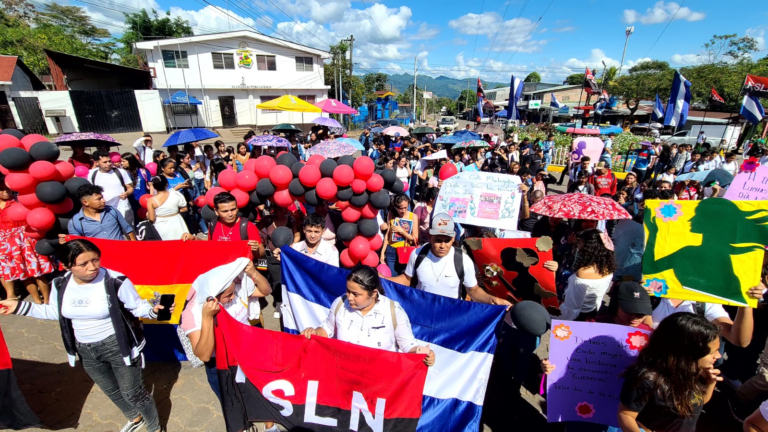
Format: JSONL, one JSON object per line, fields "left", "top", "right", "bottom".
{"left": 121, "top": 153, "right": 141, "bottom": 181}
{"left": 573, "top": 228, "right": 616, "bottom": 276}
{"left": 622, "top": 313, "right": 719, "bottom": 417}
{"left": 692, "top": 198, "right": 768, "bottom": 248}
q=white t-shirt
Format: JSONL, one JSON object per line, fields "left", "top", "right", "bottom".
{"left": 395, "top": 166, "right": 410, "bottom": 184}
{"left": 193, "top": 147, "right": 205, "bottom": 180}
{"left": 89, "top": 168, "right": 133, "bottom": 212}
{"left": 720, "top": 161, "right": 738, "bottom": 176}
{"left": 404, "top": 245, "right": 478, "bottom": 298}
{"left": 133, "top": 137, "right": 154, "bottom": 166}
{"left": 291, "top": 240, "right": 339, "bottom": 267}
{"left": 657, "top": 172, "right": 675, "bottom": 183}
{"left": 651, "top": 299, "right": 729, "bottom": 328}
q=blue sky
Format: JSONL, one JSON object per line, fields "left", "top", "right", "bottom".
{"left": 67, "top": 0, "right": 766, "bottom": 83}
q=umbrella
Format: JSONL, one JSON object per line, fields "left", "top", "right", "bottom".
{"left": 674, "top": 171, "right": 708, "bottom": 183}
{"left": 163, "top": 128, "right": 218, "bottom": 147}
{"left": 54, "top": 132, "right": 118, "bottom": 148}
{"left": 435, "top": 135, "right": 463, "bottom": 144}
{"left": 453, "top": 129, "right": 481, "bottom": 140}
{"left": 336, "top": 138, "right": 365, "bottom": 151}
{"left": 475, "top": 124, "right": 505, "bottom": 139}
{"left": 371, "top": 127, "right": 384, "bottom": 134}
{"left": 413, "top": 126, "right": 436, "bottom": 134}
{"left": 382, "top": 126, "right": 409, "bottom": 137}
{"left": 311, "top": 117, "right": 342, "bottom": 128}
{"left": 306, "top": 140, "right": 357, "bottom": 158}
{"left": 530, "top": 193, "right": 631, "bottom": 221}
{"left": 329, "top": 126, "right": 347, "bottom": 136}
{"left": 453, "top": 139, "right": 490, "bottom": 150}
{"left": 703, "top": 168, "right": 734, "bottom": 187}
{"left": 495, "top": 109, "right": 508, "bottom": 118}
{"left": 247, "top": 135, "right": 290, "bottom": 147}
{"left": 314, "top": 98, "right": 358, "bottom": 115}
{"left": 256, "top": 95, "right": 321, "bottom": 113}
{"left": 163, "top": 91, "right": 202, "bottom": 105}
{"left": 271, "top": 123, "right": 302, "bottom": 134}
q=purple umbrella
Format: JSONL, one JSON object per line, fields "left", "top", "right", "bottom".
{"left": 306, "top": 140, "right": 357, "bottom": 158}
{"left": 311, "top": 116, "right": 342, "bottom": 128}
{"left": 247, "top": 135, "right": 290, "bottom": 147}
{"left": 54, "top": 132, "right": 119, "bottom": 148}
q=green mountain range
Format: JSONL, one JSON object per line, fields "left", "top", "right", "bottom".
{"left": 384, "top": 74, "right": 507, "bottom": 99}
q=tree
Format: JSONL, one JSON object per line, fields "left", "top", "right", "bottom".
{"left": 600, "top": 66, "right": 618, "bottom": 88}
{"left": 456, "top": 89, "right": 477, "bottom": 113}
{"left": 703, "top": 34, "right": 759, "bottom": 64}
{"left": 363, "top": 73, "right": 388, "bottom": 93}
{"left": 681, "top": 58, "right": 768, "bottom": 112}
{"left": 564, "top": 73, "right": 583, "bottom": 85}
{"left": 524, "top": 72, "right": 541, "bottom": 83}
{"left": 611, "top": 60, "right": 674, "bottom": 117}
{"left": 1, "top": 0, "right": 35, "bottom": 21}
{"left": 36, "top": 3, "right": 110, "bottom": 43}
{"left": 115, "top": 9, "right": 193, "bottom": 68}
{"left": 493, "top": 84, "right": 506, "bottom": 89}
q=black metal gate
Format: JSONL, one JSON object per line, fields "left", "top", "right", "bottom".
{"left": 219, "top": 96, "right": 237, "bottom": 127}
{"left": 13, "top": 97, "right": 46, "bottom": 135}
{"left": 70, "top": 90, "right": 143, "bottom": 134}
{"left": 0, "top": 92, "right": 17, "bottom": 130}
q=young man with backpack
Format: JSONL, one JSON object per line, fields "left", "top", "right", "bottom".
{"left": 206, "top": 192, "right": 264, "bottom": 258}
{"left": 388, "top": 213, "right": 511, "bottom": 307}
{"left": 90, "top": 151, "right": 134, "bottom": 224}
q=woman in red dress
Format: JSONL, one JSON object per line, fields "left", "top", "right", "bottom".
{"left": 0, "top": 178, "right": 53, "bottom": 303}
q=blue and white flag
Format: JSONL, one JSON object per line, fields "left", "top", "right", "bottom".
{"left": 506, "top": 75, "right": 524, "bottom": 120}
{"left": 652, "top": 94, "right": 664, "bottom": 122}
{"left": 280, "top": 246, "right": 506, "bottom": 432}
{"left": 741, "top": 94, "right": 765, "bottom": 125}
{"left": 550, "top": 92, "right": 565, "bottom": 109}
{"left": 663, "top": 71, "right": 692, "bottom": 127}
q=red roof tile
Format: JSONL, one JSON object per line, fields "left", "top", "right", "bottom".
{"left": 0, "top": 56, "right": 18, "bottom": 82}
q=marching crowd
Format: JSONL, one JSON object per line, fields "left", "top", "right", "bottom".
{"left": 1, "top": 123, "right": 768, "bottom": 432}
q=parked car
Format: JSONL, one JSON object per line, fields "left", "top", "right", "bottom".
{"left": 438, "top": 116, "right": 458, "bottom": 131}
{"left": 660, "top": 129, "right": 701, "bottom": 146}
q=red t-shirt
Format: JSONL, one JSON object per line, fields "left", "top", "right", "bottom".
{"left": 209, "top": 217, "right": 260, "bottom": 242}
{"left": 589, "top": 172, "right": 617, "bottom": 196}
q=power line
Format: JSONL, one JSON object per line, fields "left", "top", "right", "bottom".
{"left": 482, "top": 0, "right": 531, "bottom": 71}
{"left": 477, "top": 0, "right": 513, "bottom": 72}
{"left": 470, "top": 0, "right": 486, "bottom": 60}
{"left": 259, "top": 0, "right": 332, "bottom": 48}
{"left": 642, "top": 0, "right": 686, "bottom": 59}
{"left": 358, "top": 0, "right": 387, "bottom": 44}
{"left": 501, "top": 0, "right": 556, "bottom": 68}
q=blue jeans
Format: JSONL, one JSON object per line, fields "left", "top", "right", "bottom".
{"left": 600, "top": 153, "right": 612, "bottom": 169}
{"left": 204, "top": 359, "right": 221, "bottom": 402}
{"left": 76, "top": 335, "right": 161, "bottom": 432}
{"left": 193, "top": 178, "right": 206, "bottom": 197}
{"left": 543, "top": 154, "right": 552, "bottom": 171}
{"left": 385, "top": 245, "right": 406, "bottom": 277}
{"left": 409, "top": 174, "right": 418, "bottom": 201}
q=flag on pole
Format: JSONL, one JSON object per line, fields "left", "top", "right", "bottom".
{"left": 507, "top": 75, "right": 523, "bottom": 120}
{"left": 476, "top": 78, "right": 485, "bottom": 119}
{"left": 652, "top": 94, "right": 664, "bottom": 122}
{"left": 710, "top": 88, "right": 725, "bottom": 107}
{"left": 550, "top": 92, "right": 565, "bottom": 109}
{"left": 741, "top": 94, "right": 765, "bottom": 125}
{"left": 663, "top": 71, "right": 692, "bottom": 127}
{"left": 583, "top": 67, "right": 599, "bottom": 94}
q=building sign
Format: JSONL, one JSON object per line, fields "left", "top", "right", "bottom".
{"left": 423, "top": 91, "right": 433, "bottom": 99}
{"left": 232, "top": 77, "right": 271, "bottom": 89}
{"left": 237, "top": 49, "right": 253, "bottom": 69}
{"left": 529, "top": 100, "right": 541, "bottom": 109}
{"left": 44, "top": 109, "right": 66, "bottom": 117}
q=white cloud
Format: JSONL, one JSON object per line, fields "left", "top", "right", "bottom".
{"left": 670, "top": 53, "right": 703, "bottom": 65}
{"left": 169, "top": 6, "right": 260, "bottom": 34}
{"left": 448, "top": 12, "right": 547, "bottom": 54}
{"left": 623, "top": 2, "right": 705, "bottom": 25}
{"left": 411, "top": 23, "right": 440, "bottom": 40}
{"left": 562, "top": 49, "right": 650, "bottom": 74}
{"left": 452, "top": 38, "right": 468, "bottom": 46}
{"left": 279, "top": 0, "right": 352, "bottom": 25}
{"left": 747, "top": 26, "right": 767, "bottom": 51}
{"left": 553, "top": 26, "right": 576, "bottom": 33}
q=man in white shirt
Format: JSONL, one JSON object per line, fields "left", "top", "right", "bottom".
{"left": 696, "top": 130, "right": 707, "bottom": 145}
{"left": 89, "top": 151, "right": 134, "bottom": 224}
{"left": 290, "top": 213, "right": 339, "bottom": 267}
{"left": 388, "top": 213, "right": 510, "bottom": 307}
{"left": 132, "top": 134, "right": 154, "bottom": 166}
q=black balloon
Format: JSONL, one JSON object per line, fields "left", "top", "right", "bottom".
{"left": 239, "top": 204, "right": 258, "bottom": 222}
{"left": 319, "top": 159, "right": 337, "bottom": 177}
{"left": 249, "top": 189, "right": 263, "bottom": 206}
{"left": 256, "top": 178, "right": 276, "bottom": 198}
{"left": 29, "top": 141, "right": 60, "bottom": 162}
{"left": 369, "top": 190, "right": 390, "bottom": 209}
{"left": 304, "top": 188, "right": 323, "bottom": 206}
{"left": 390, "top": 179, "right": 405, "bottom": 194}
{"left": 337, "top": 222, "right": 358, "bottom": 242}
{"left": 289, "top": 178, "right": 306, "bottom": 197}
{"left": 201, "top": 204, "right": 217, "bottom": 222}
{"left": 0, "top": 147, "right": 31, "bottom": 170}
{"left": 277, "top": 153, "right": 298, "bottom": 168}
{"left": 35, "top": 238, "right": 56, "bottom": 256}
{"left": 0, "top": 129, "right": 25, "bottom": 139}
{"left": 64, "top": 177, "right": 90, "bottom": 197}
{"left": 290, "top": 161, "right": 303, "bottom": 178}
{"left": 510, "top": 301, "right": 551, "bottom": 337}
{"left": 337, "top": 155, "right": 355, "bottom": 167}
{"left": 350, "top": 191, "right": 369, "bottom": 207}
{"left": 380, "top": 169, "right": 397, "bottom": 189}
{"left": 358, "top": 218, "right": 379, "bottom": 237}
{"left": 272, "top": 226, "right": 294, "bottom": 249}
{"left": 35, "top": 181, "right": 67, "bottom": 204}
{"left": 336, "top": 186, "right": 353, "bottom": 202}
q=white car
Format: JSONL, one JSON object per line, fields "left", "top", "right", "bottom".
{"left": 438, "top": 116, "right": 458, "bottom": 131}
{"left": 661, "top": 130, "right": 700, "bottom": 146}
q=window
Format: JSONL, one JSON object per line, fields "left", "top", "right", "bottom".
{"left": 562, "top": 95, "right": 570, "bottom": 101}
{"left": 256, "top": 55, "right": 277, "bottom": 71}
{"left": 161, "top": 50, "right": 188, "bottom": 68}
{"left": 212, "top": 52, "right": 235, "bottom": 70}
{"left": 298, "top": 95, "right": 316, "bottom": 104}
{"left": 295, "top": 56, "right": 313, "bottom": 72}
{"left": 260, "top": 95, "right": 280, "bottom": 113}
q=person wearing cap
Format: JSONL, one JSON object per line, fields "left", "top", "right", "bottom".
{"left": 588, "top": 161, "right": 617, "bottom": 196}
{"left": 388, "top": 213, "right": 511, "bottom": 307}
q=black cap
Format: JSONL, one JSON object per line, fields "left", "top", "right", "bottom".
{"left": 616, "top": 282, "right": 652, "bottom": 316}
{"left": 510, "top": 301, "right": 551, "bottom": 336}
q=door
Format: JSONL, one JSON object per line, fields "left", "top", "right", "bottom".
{"left": 13, "top": 97, "right": 46, "bottom": 135}
{"left": 219, "top": 96, "right": 237, "bottom": 127}
{"left": 0, "top": 92, "right": 17, "bottom": 129}
{"left": 69, "top": 90, "right": 142, "bottom": 134}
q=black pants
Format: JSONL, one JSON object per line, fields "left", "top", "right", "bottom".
{"left": 266, "top": 255, "right": 282, "bottom": 305}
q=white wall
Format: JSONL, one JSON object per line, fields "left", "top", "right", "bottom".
{"left": 16, "top": 91, "right": 78, "bottom": 134}
{"left": 134, "top": 90, "right": 167, "bottom": 132}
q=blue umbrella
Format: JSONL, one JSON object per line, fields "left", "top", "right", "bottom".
{"left": 453, "top": 129, "right": 481, "bottom": 140}
{"left": 434, "top": 135, "right": 463, "bottom": 144}
{"left": 371, "top": 127, "right": 384, "bottom": 134}
{"left": 336, "top": 138, "right": 365, "bottom": 151}
{"left": 163, "top": 91, "right": 203, "bottom": 105}
{"left": 163, "top": 128, "right": 219, "bottom": 147}
{"left": 495, "top": 109, "right": 508, "bottom": 118}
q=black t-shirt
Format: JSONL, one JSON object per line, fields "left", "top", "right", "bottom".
{"left": 523, "top": 154, "right": 543, "bottom": 173}
{"left": 620, "top": 376, "right": 702, "bottom": 432}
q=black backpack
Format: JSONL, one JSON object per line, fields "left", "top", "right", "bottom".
{"left": 208, "top": 217, "right": 250, "bottom": 240}
{"left": 91, "top": 169, "right": 127, "bottom": 192}
{"left": 410, "top": 245, "right": 467, "bottom": 299}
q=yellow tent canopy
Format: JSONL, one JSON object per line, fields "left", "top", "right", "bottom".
{"left": 256, "top": 94, "right": 321, "bottom": 113}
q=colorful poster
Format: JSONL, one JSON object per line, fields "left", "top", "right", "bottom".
{"left": 547, "top": 320, "right": 651, "bottom": 427}
{"left": 467, "top": 237, "right": 559, "bottom": 313}
{"left": 570, "top": 137, "right": 604, "bottom": 165}
{"left": 642, "top": 199, "right": 768, "bottom": 307}
{"left": 434, "top": 171, "right": 522, "bottom": 230}
{"left": 237, "top": 49, "right": 253, "bottom": 68}
{"left": 724, "top": 165, "right": 768, "bottom": 201}
{"left": 392, "top": 217, "right": 414, "bottom": 243}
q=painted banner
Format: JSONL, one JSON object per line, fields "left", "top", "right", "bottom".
{"left": 547, "top": 320, "right": 651, "bottom": 427}
{"left": 724, "top": 165, "right": 768, "bottom": 200}
{"left": 570, "top": 137, "right": 604, "bottom": 165}
{"left": 466, "top": 237, "right": 559, "bottom": 314}
{"left": 642, "top": 199, "right": 768, "bottom": 307}
{"left": 215, "top": 308, "right": 428, "bottom": 432}
{"left": 434, "top": 171, "right": 522, "bottom": 230}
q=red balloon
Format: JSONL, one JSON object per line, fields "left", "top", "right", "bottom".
{"left": 47, "top": 197, "right": 73, "bottom": 214}
{"left": 367, "top": 234, "right": 383, "bottom": 251}
{"left": 361, "top": 203, "right": 377, "bottom": 219}
{"left": 366, "top": 173, "right": 384, "bottom": 192}
{"left": 17, "top": 193, "right": 43, "bottom": 209}
{"left": 230, "top": 188, "right": 249, "bottom": 208}
{"left": 339, "top": 249, "right": 358, "bottom": 268}
{"left": 244, "top": 159, "right": 258, "bottom": 173}
{"left": 254, "top": 156, "right": 276, "bottom": 178}
{"left": 194, "top": 196, "right": 207, "bottom": 208}
{"left": 316, "top": 177, "right": 338, "bottom": 200}
{"left": 0, "top": 166, "right": 8, "bottom": 176}
{"left": 20, "top": 134, "right": 48, "bottom": 151}
{"left": 6, "top": 203, "right": 30, "bottom": 222}
{"left": 349, "top": 236, "right": 371, "bottom": 260}
{"left": 53, "top": 161, "right": 75, "bottom": 181}
{"left": 335, "top": 200, "right": 349, "bottom": 211}
{"left": 273, "top": 189, "right": 294, "bottom": 208}
{"left": 351, "top": 179, "right": 367, "bottom": 194}
{"left": 236, "top": 170, "right": 259, "bottom": 191}
{"left": 139, "top": 194, "right": 152, "bottom": 209}
{"left": 353, "top": 156, "right": 375, "bottom": 180}
{"left": 298, "top": 164, "right": 322, "bottom": 187}
{"left": 28, "top": 161, "right": 58, "bottom": 181}
{"left": 439, "top": 163, "right": 459, "bottom": 180}
{"left": 307, "top": 154, "right": 326, "bottom": 167}
{"left": 4, "top": 172, "right": 37, "bottom": 193}
{"left": 137, "top": 208, "right": 147, "bottom": 220}
{"left": 362, "top": 250, "right": 379, "bottom": 267}
{"left": 218, "top": 169, "right": 238, "bottom": 191}
{"left": 0, "top": 135, "right": 22, "bottom": 152}
{"left": 341, "top": 205, "right": 362, "bottom": 223}
{"left": 25, "top": 228, "right": 43, "bottom": 240}
{"left": 269, "top": 165, "right": 293, "bottom": 189}
{"left": 26, "top": 207, "right": 55, "bottom": 231}
{"left": 332, "top": 165, "right": 355, "bottom": 187}
{"left": 205, "top": 187, "right": 226, "bottom": 206}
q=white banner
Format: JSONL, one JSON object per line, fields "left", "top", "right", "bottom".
{"left": 434, "top": 171, "right": 522, "bottom": 230}
{"left": 423, "top": 91, "right": 433, "bottom": 99}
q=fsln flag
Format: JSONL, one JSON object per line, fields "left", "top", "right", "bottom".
{"left": 663, "top": 71, "right": 692, "bottom": 127}
{"left": 477, "top": 77, "right": 486, "bottom": 119}
{"left": 741, "top": 94, "right": 765, "bottom": 125}
{"left": 710, "top": 87, "right": 726, "bottom": 106}
{"left": 214, "top": 309, "right": 428, "bottom": 432}
{"left": 550, "top": 92, "right": 564, "bottom": 109}
{"left": 279, "top": 247, "right": 507, "bottom": 432}
{"left": 652, "top": 94, "right": 665, "bottom": 122}
{"left": 583, "top": 67, "right": 599, "bottom": 94}
{"left": 507, "top": 75, "right": 524, "bottom": 120}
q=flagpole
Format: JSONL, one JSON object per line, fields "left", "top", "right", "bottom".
{"left": 576, "top": 86, "right": 585, "bottom": 127}
{"left": 698, "top": 105, "right": 709, "bottom": 134}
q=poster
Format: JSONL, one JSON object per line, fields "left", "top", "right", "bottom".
{"left": 724, "top": 165, "right": 768, "bottom": 200}
{"left": 434, "top": 171, "right": 522, "bottom": 230}
{"left": 547, "top": 320, "right": 651, "bottom": 427}
{"left": 466, "top": 237, "right": 559, "bottom": 313}
{"left": 393, "top": 217, "right": 414, "bottom": 243}
{"left": 642, "top": 199, "right": 768, "bottom": 307}
{"left": 570, "top": 137, "right": 604, "bottom": 165}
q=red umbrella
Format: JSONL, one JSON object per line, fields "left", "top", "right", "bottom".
{"left": 530, "top": 193, "right": 631, "bottom": 220}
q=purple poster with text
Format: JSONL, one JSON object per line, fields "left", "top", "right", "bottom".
{"left": 546, "top": 320, "right": 651, "bottom": 427}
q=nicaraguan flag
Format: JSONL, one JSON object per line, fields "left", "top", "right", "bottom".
{"left": 652, "top": 94, "right": 664, "bottom": 122}
{"left": 280, "top": 247, "right": 506, "bottom": 432}
{"left": 550, "top": 92, "right": 564, "bottom": 109}
{"left": 741, "top": 94, "right": 765, "bottom": 125}
{"left": 663, "top": 71, "right": 692, "bottom": 127}
{"left": 507, "top": 75, "right": 524, "bottom": 120}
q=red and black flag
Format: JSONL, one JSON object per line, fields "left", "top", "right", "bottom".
{"left": 710, "top": 87, "right": 725, "bottom": 107}
{"left": 0, "top": 324, "right": 41, "bottom": 429}
{"left": 215, "top": 308, "right": 428, "bottom": 432}
{"left": 477, "top": 77, "right": 486, "bottom": 119}
{"left": 584, "top": 67, "right": 599, "bottom": 95}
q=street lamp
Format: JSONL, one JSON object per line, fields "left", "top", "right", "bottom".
{"left": 618, "top": 26, "right": 634, "bottom": 77}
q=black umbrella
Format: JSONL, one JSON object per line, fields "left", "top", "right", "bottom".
{"left": 271, "top": 123, "right": 302, "bottom": 133}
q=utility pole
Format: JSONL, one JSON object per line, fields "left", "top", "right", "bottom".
{"left": 333, "top": 50, "right": 338, "bottom": 101}
{"left": 339, "top": 49, "right": 344, "bottom": 122}
{"left": 413, "top": 56, "right": 418, "bottom": 123}
{"left": 424, "top": 84, "right": 427, "bottom": 123}
{"left": 348, "top": 35, "right": 354, "bottom": 79}
{"left": 618, "top": 26, "right": 634, "bottom": 77}
{"left": 465, "top": 79, "right": 470, "bottom": 116}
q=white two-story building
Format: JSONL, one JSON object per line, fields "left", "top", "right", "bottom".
{"left": 133, "top": 31, "right": 331, "bottom": 130}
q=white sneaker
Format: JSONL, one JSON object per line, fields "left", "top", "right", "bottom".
{"left": 120, "top": 419, "right": 145, "bottom": 432}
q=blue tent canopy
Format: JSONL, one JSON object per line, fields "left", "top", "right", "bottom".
{"left": 453, "top": 129, "right": 481, "bottom": 140}
{"left": 495, "top": 109, "right": 508, "bottom": 118}
{"left": 164, "top": 91, "right": 202, "bottom": 105}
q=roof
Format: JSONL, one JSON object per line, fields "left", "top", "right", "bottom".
{"left": 0, "top": 55, "right": 45, "bottom": 89}
{"left": 524, "top": 84, "right": 581, "bottom": 95}
{"left": 45, "top": 50, "right": 150, "bottom": 90}
{"left": 133, "top": 30, "right": 330, "bottom": 59}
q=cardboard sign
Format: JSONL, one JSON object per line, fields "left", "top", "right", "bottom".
{"left": 547, "top": 320, "right": 651, "bottom": 427}
{"left": 434, "top": 171, "right": 522, "bottom": 230}
{"left": 570, "top": 137, "right": 604, "bottom": 165}
{"left": 642, "top": 199, "right": 768, "bottom": 307}
{"left": 724, "top": 165, "right": 768, "bottom": 200}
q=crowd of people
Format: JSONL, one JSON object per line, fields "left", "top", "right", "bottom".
{"left": 1, "top": 122, "right": 768, "bottom": 432}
